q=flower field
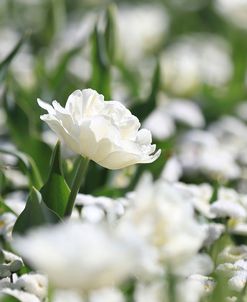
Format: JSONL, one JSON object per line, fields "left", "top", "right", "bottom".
{"left": 1, "top": 0, "right": 247, "bottom": 301}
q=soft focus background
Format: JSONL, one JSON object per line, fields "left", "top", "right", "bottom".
{"left": 0, "top": 0, "right": 245, "bottom": 192}
{"left": 1, "top": 0, "right": 247, "bottom": 195}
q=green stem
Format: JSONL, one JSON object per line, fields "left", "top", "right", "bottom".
{"left": 64, "top": 156, "right": 89, "bottom": 217}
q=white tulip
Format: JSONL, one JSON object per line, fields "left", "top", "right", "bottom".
{"left": 38, "top": 89, "right": 160, "bottom": 169}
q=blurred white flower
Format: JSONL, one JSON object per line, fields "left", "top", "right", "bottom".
{"left": 217, "top": 246, "right": 247, "bottom": 264}
{"left": 143, "top": 109, "right": 175, "bottom": 141}
{"left": 75, "top": 193, "right": 126, "bottom": 223}
{"left": 161, "top": 34, "right": 232, "bottom": 94}
{"left": 47, "top": 13, "right": 95, "bottom": 81}
{"left": 188, "top": 274, "right": 215, "bottom": 294}
{"left": 81, "top": 205, "right": 105, "bottom": 224}
{"left": 209, "top": 116, "right": 247, "bottom": 166}
{"left": 13, "top": 221, "right": 146, "bottom": 292}
{"left": 38, "top": 89, "right": 160, "bottom": 169}
{"left": 217, "top": 259, "right": 247, "bottom": 292}
{"left": 165, "top": 99, "right": 205, "bottom": 128}
{"left": 214, "top": 0, "right": 247, "bottom": 30}
{"left": 121, "top": 174, "right": 205, "bottom": 265}
{"left": 229, "top": 271, "right": 247, "bottom": 292}
{"left": 15, "top": 273, "right": 47, "bottom": 300}
{"left": 90, "top": 287, "right": 125, "bottom": 302}
{"left": 176, "top": 276, "right": 214, "bottom": 302}
{"left": 52, "top": 290, "right": 83, "bottom": 302}
{"left": 174, "top": 254, "right": 214, "bottom": 277}
{"left": 135, "top": 274, "right": 211, "bottom": 302}
{"left": 178, "top": 130, "right": 240, "bottom": 180}
{"left": 210, "top": 201, "right": 246, "bottom": 219}
{"left": 203, "top": 223, "right": 225, "bottom": 247}
{"left": 144, "top": 95, "right": 205, "bottom": 140}
{"left": 236, "top": 101, "right": 247, "bottom": 121}
{"left": 0, "top": 213, "right": 17, "bottom": 242}
{"left": 134, "top": 281, "right": 163, "bottom": 302}
{"left": 174, "top": 182, "right": 213, "bottom": 218}
{"left": 52, "top": 287, "right": 125, "bottom": 302}
{"left": 161, "top": 157, "right": 183, "bottom": 182}
{"left": 117, "top": 4, "right": 169, "bottom": 64}
{"left": 210, "top": 187, "right": 247, "bottom": 219}
{"left": 4, "top": 191, "right": 27, "bottom": 216}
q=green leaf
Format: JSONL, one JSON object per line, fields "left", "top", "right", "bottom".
{"left": 40, "top": 142, "right": 70, "bottom": 217}
{"left": 0, "top": 148, "right": 42, "bottom": 190}
{"left": 0, "top": 32, "right": 30, "bottom": 83}
{"left": 105, "top": 4, "right": 117, "bottom": 64}
{"left": 91, "top": 24, "right": 111, "bottom": 99}
{"left": 0, "top": 197, "right": 17, "bottom": 216}
{"left": 131, "top": 61, "right": 160, "bottom": 122}
{"left": 51, "top": 45, "right": 83, "bottom": 92}
{"left": 3, "top": 91, "right": 52, "bottom": 182}
{"left": 13, "top": 187, "right": 61, "bottom": 235}
{"left": 0, "top": 295, "right": 21, "bottom": 302}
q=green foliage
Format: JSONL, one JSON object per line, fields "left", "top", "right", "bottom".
{"left": 90, "top": 5, "right": 117, "bottom": 100}
{"left": 3, "top": 91, "right": 52, "bottom": 183}
{"left": 0, "top": 32, "right": 29, "bottom": 83}
{"left": 0, "top": 148, "right": 42, "bottom": 190}
{"left": 13, "top": 187, "right": 61, "bottom": 235}
{"left": 40, "top": 141, "right": 70, "bottom": 217}
{"left": 131, "top": 61, "right": 160, "bottom": 122}
{"left": 0, "top": 295, "right": 21, "bottom": 302}
{"left": 0, "top": 197, "right": 16, "bottom": 217}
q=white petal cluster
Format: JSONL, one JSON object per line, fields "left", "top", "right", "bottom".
{"left": 38, "top": 89, "right": 160, "bottom": 170}
{"left": 214, "top": 0, "right": 247, "bottom": 30}
{"left": 117, "top": 4, "right": 169, "bottom": 64}
{"left": 75, "top": 193, "right": 127, "bottom": 223}
{"left": 217, "top": 258, "right": 247, "bottom": 292}
{"left": 120, "top": 174, "right": 206, "bottom": 265}
{"left": 174, "top": 182, "right": 213, "bottom": 218}
{"left": 161, "top": 34, "right": 233, "bottom": 95}
{"left": 144, "top": 95, "right": 205, "bottom": 140}
{"left": 13, "top": 221, "right": 147, "bottom": 292}
{"left": 178, "top": 130, "right": 241, "bottom": 180}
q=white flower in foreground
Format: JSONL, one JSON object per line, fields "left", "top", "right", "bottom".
{"left": 13, "top": 221, "right": 144, "bottom": 292}
{"left": 90, "top": 287, "right": 125, "bottom": 302}
{"left": 52, "top": 287, "right": 125, "bottom": 302}
{"left": 38, "top": 89, "right": 160, "bottom": 169}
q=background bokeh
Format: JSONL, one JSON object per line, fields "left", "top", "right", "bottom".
{"left": 1, "top": 0, "right": 247, "bottom": 196}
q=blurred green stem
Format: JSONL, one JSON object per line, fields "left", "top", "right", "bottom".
{"left": 64, "top": 156, "right": 90, "bottom": 217}
{"left": 52, "top": 0, "right": 66, "bottom": 35}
